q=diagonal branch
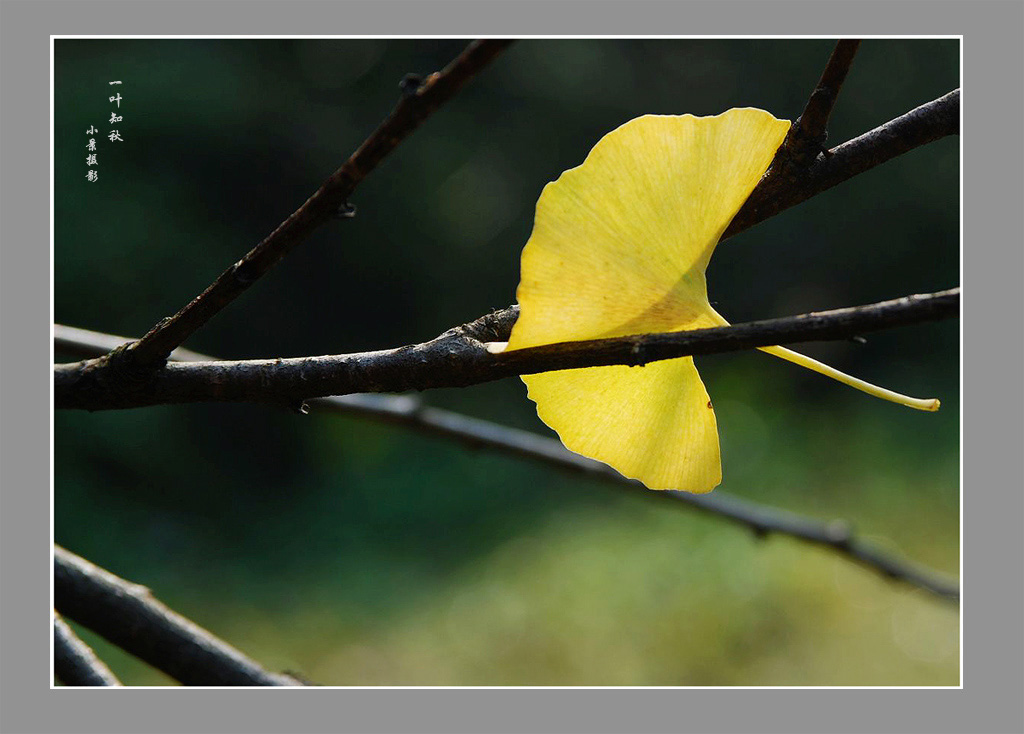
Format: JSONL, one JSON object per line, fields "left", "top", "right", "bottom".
{"left": 723, "top": 88, "right": 959, "bottom": 240}
{"left": 54, "top": 546, "right": 305, "bottom": 686}
{"left": 54, "top": 324, "right": 208, "bottom": 363}
{"left": 54, "top": 288, "right": 959, "bottom": 411}
{"left": 780, "top": 39, "right": 862, "bottom": 167}
{"left": 53, "top": 613, "right": 122, "bottom": 686}
{"left": 54, "top": 325, "right": 961, "bottom": 601}
{"left": 124, "top": 39, "right": 513, "bottom": 371}
{"left": 317, "top": 397, "right": 959, "bottom": 601}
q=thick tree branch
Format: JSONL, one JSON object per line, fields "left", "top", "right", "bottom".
{"left": 723, "top": 88, "right": 959, "bottom": 240}
{"left": 54, "top": 613, "right": 122, "bottom": 686}
{"left": 124, "top": 39, "right": 513, "bottom": 371}
{"left": 54, "top": 546, "right": 304, "bottom": 686}
{"left": 54, "top": 325, "right": 960, "bottom": 602}
{"left": 55, "top": 288, "right": 959, "bottom": 411}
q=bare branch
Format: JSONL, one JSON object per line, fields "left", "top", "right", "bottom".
{"left": 54, "top": 288, "right": 959, "bottom": 411}
{"left": 124, "top": 39, "right": 514, "bottom": 370}
{"left": 54, "top": 546, "right": 305, "bottom": 686}
{"left": 317, "top": 397, "right": 960, "bottom": 602}
{"left": 54, "top": 613, "right": 122, "bottom": 687}
{"left": 54, "top": 324, "right": 207, "bottom": 363}
{"left": 53, "top": 325, "right": 960, "bottom": 601}
{"left": 781, "top": 39, "right": 862, "bottom": 166}
{"left": 724, "top": 88, "right": 959, "bottom": 240}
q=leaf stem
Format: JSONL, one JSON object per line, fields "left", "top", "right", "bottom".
{"left": 759, "top": 344, "right": 940, "bottom": 411}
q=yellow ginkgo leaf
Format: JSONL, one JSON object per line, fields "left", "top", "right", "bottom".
{"left": 505, "top": 109, "right": 939, "bottom": 493}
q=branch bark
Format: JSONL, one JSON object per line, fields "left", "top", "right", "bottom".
{"left": 54, "top": 546, "right": 304, "bottom": 686}
{"left": 54, "top": 325, "right": 961, "bottom": 602}
{"left": 124, "top": 39, "right": 513, "bottom": 370}
{"left": 55, "top": 288, "right": 959, "bottom": 411}
{"left": 54, "top": 613, "right": 122, "bottom": 686}
{"left": 723, "top": 88, "right": 959, "bottom": 240}
{"left": 778, "top": 39, "right": 862, "bottom": 167}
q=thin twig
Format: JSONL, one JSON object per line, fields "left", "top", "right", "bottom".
{"left": 124, "top": 39, "right": 513, "bottom": 370}
{"left": 54, "top": 613, "right": 122, "bottom": 686}
{"left": 53, "top": 325, "right": 961, "bottom": 601}
{"left": 322, "top": 399, "right": 960, "bottom": 602}
{"left": 54, "top": 546, "right": 305, "bottom": 686}
{"left": 780, "top": 39, "right": 862, "bottom": 167}
{"left": 54, "top": 324, "right": 207, "bottom": 363}
{"left": 724, "top": 88, "right": 959, "bottom": 240}
{"left": 54, "top": 288, "right": 959, "bottom": 411}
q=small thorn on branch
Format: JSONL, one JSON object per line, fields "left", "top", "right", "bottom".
{"left": 334, "top": 201, "right": 357, "bottom": 219}
{"left": 231, "top": 260, "right": 259, "bottom": 285}
{"left": 825, "top": 519, "right": 854, "bottom": 548}
{"left": 288, "top": 399, "right": 310, "bottom": 415}
{"left": 750, "top": 525, "right": 770, "bottom": 542}
{"left": 399, "top": 73, "right": 424, "bottom": 96}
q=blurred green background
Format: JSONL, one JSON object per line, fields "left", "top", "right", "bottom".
{"left": 54, "top": 39, "right": 959, "bottom": 686}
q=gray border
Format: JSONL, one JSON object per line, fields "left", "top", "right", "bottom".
{"left": 3, "top": 1, "right": 1021, "bottom": 733}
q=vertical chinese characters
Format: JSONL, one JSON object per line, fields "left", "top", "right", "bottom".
{"left": 84, "top": 81, "right": 125, "bottom": 182}
{"left": 108, "top": 81, "right": 124, "bottom": 144}
{"left": 85, "top": 125, "right": 98, "bottom": 182}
